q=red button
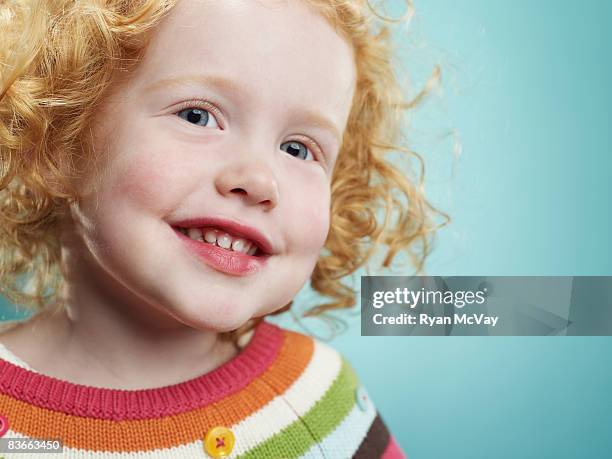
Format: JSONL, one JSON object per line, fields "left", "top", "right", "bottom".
{"left": 0, "top": 414, "right": 9, "bottom": 437}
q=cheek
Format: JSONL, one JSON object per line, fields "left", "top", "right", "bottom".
{"left": 119, "top": 160, "right": 166, "bottom": 203}
{"left": 288, "top": 173, "right": 331, "bottom": 252}
{"left": 306, "top": 202, "right": 330, "bottom": 249}
{"left": 93, "top": 113, "right": 190, "bottom": 212}
{"left": 107, "top": 148, "right": 188, "bottom": 214}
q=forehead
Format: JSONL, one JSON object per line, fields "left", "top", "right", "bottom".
{"left": 127, "top": 0, "right": 356, "bottom": 120}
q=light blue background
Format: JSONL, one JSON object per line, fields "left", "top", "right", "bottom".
{"left": 277, "top": 1, "right": 612, "bottom": 458}
{"left": 2, "top": 1, "right": 611, "bottom": 458}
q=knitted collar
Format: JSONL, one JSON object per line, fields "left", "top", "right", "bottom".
{"left": 0, "top": 320, "right": 284, "bottom": 421}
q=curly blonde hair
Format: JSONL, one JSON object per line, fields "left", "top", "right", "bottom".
{"left": 0, "top": 0, "right": 448, "bottom": 337}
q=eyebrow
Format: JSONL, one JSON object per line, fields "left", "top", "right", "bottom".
{"left": 144, "top": 74, "right": 249, "bottom": 100}
{"left": 144, "top": 74, "right": 343, "bottom": 144}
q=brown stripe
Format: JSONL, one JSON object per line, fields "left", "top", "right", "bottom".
{"left": 0, "top": 330, "right": 313, "bottom": 452}
{"left": 353, "top": 414, "right": 391, "bottom": 459}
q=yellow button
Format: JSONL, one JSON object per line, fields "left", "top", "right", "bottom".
{"left": 204, "top": 426, "right": 235, "bottom": 458}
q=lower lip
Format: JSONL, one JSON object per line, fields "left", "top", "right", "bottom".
{"left": 172, "top": 227, "right": 270, "bottom": 276}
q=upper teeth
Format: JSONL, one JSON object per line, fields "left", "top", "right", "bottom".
{"left": 182, "top": 227, "right": 258, "bottom": 255}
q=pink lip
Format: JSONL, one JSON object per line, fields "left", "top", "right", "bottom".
{"left": 171, "top": 216, "right": 274, "bottom": 255}
{"left": 172, "top": 227, "right": 270, "bottom": 276}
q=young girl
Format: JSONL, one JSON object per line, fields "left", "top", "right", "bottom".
{"left": 0, "top": 0, "right": 444, "bottom": 457}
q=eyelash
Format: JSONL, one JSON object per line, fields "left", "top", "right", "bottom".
{"left": 172, "top": 99, "right": 325, "bottom": 162}
{"left": 174, "top": 99, "right": 225, "bottom": 129}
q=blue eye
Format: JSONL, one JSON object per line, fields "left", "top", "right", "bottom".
{"left": 177, "top": 108, "right": 220, "bottom": 128}
{"left": 280, "top": 141, "right": 314, "bottom": 161}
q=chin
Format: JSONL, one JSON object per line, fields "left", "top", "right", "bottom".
{"left": 166, "top": 301, "right": 255, "bottom": 333}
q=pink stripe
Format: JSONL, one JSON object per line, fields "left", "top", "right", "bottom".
{"left": 382, "top": 435, "right": 407, "bottom": 459}
{"left": 0, "top": 321, "right": 283, "bottom": 421}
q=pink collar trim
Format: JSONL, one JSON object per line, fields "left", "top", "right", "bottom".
{"left": 0, "top": 320, "right": 283, "bottom": 420}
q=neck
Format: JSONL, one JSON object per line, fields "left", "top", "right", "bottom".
{"left": 6, "top": 247, "right": 239, "bottom": 390}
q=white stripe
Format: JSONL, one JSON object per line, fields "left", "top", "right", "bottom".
{"left": 3, "top": 339, "right": 343, "bottom": 458}
{"left": 3, "top": 430, "right": 204, "bottom": 458}
{"left": 231, "top": 339, "right": 342, "bottom": 455}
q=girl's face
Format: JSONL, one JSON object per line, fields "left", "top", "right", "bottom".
{"left": 68, "top": 0, "right": 356, "bottom": 331}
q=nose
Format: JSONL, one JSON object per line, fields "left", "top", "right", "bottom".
{"left": 215, "top": 160, "right": 279, "bottom": 211}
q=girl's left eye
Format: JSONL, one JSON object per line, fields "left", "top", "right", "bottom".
{"left": 176, "top": 107, "right": 220, "bottom": 128}
{"left": 280, "top": 141, "right": 315, "bottom": 161}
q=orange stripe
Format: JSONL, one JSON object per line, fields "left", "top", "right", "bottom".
{"left": 0, "top": 330, "right": 313, "bottom": 452}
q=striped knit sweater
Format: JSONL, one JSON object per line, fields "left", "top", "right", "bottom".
{"left": 0, "top": 320, "right": 406, "bottom": 458}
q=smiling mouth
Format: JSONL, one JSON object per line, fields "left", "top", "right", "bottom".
{"left": 172, "top": 226, "right": 265, "bottom": 257}
{"left": 171, "top": 225, "right": 270, "bottom": 277}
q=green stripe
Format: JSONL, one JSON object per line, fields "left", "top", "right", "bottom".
{"left": 237, "top": 358, "right": 358, "bottom": 459}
